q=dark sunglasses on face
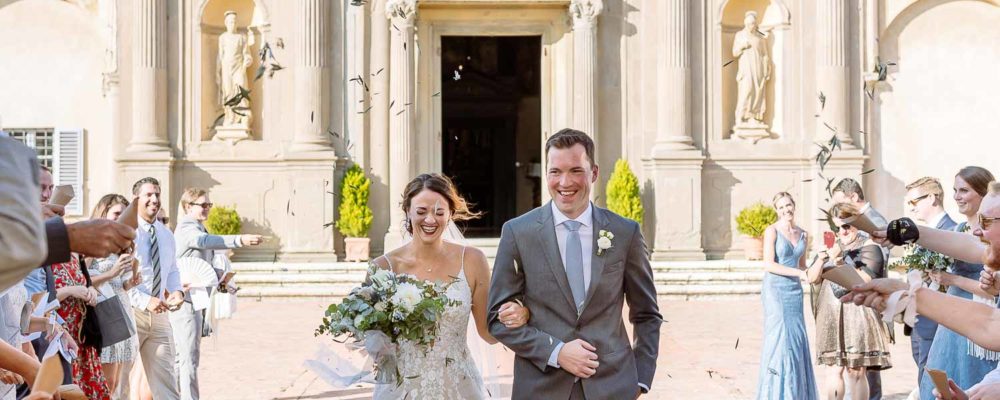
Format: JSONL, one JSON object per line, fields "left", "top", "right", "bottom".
{"left": 190, "top": 202, "right": 213, "bottom": 209}
{"left": 907, "top": 194, "right": 931, "bottom": 207}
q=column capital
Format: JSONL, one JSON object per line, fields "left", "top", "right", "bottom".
{"left": 386, "top": 0, "right": 417, "bottom": 24}
{"left": 569, "top": 0, "right": 602, "bottom": 27}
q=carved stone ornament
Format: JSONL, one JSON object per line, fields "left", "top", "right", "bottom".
{"left": 570, "top": 0, "right": 603, "bottom": 23}
{"left": 385, "top": 0, "right": 417, "bottom": 22}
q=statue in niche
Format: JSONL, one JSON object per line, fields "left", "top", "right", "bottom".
{"left": 215, "top": 11, "right": 253, "bottom": 140}
{"left": 732, "top": 11, "right": 772, "bottom": 142}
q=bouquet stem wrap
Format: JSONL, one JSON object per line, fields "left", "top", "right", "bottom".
{"left": 358, "top": 330, "right": 400, "bottom": 385}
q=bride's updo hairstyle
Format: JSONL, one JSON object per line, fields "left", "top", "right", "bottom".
{"left": 401, "top": 173, "right": 481, "bottom": 234}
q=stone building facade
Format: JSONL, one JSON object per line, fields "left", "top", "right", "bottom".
{"left": 1, "top": 0, "right": 998, "bottom": 261}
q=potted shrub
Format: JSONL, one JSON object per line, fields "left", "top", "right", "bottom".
{"left": 606, "top": 159, "right": 644, "bottom": 226}
{"left": 735, "top": 202, "right": 778, "bottom": 260}
{"left": 206, "top": 205, "right": 242, "bottom": 235}
{"left": 205, "top": 205, "right": 242, "bottom": 257}
{"left": 336, "top": 164, "right": 374, "bottom": 262}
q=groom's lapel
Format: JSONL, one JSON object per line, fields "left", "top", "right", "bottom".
{"left": 537, "top": 203, "right": 577, "bottom": 312}
{"left": 582, "top": 206, "right": 609, "bottom": 314}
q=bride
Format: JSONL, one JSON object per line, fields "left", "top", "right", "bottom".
{"left": 370, "top": 173, "right": 530, "bottom": 399}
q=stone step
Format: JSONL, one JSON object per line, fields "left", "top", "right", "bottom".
{"left": 235, "top": 283, "right": 773, "bottom": 299}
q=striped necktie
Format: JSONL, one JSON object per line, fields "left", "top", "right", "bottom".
{"left": 148, "top": 224, "right": 162, "bottom": 298}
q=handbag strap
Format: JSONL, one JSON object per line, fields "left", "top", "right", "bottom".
{"left": 78, "top": 257, "right": 94, "bottom": 288}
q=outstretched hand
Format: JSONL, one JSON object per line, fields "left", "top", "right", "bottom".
{"left": 838, "top": 278, "right": 908, "bottom": 312}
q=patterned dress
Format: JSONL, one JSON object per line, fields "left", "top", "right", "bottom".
{"left": 52, "top": 256, "right": 111, "bottom": 400}
{"left": 372, "top": 248, "right": 488, "bottom": 399}
{"left": 88, "top": 256, "right": 138, "bottom": 364}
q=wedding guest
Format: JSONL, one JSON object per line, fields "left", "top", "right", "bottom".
{"left": 0, "top": 137, "right": 47, "bottom": 292}
{"left": 52, "top": 253, "right": 109, "bottom": 399}
{"left": 128, "top": 177, "right": 183, "bottom": 400}
{"left": 86, "top": 194, "right": 141, "bottom": 399}
{"left": 171, "top": 188, "right": 262, "bottom": 400}
{"left": 832, "top": 178, "right": 888, "bottom": 400}
{"left": 842, "top": 182, "right": 1000, "bottom": 399}
{"left": 833, "top": 178, "right": 888, "bottom": 228}
{"left": 920, "top": 168, "right": 998, "bottom": 399}
{"left": 756, "top": 192, "right": 818, "bottom": 399}
{"left": 902, "top": 177, "right": 956, "bottom": 389}
{"left": 807, "top": 217, "right": 892, "bottom": 400}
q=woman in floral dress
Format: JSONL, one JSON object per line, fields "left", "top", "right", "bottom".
{"left": 53, "top": 255, "right": 110, "bottom": 400}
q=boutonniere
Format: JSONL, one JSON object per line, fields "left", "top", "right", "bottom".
{"left": 597, "top": 230, "right": 614, "bottom": 255}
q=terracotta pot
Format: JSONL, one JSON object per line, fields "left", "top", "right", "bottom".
{"left": 345, "top": 237, "right": 371, "bottom": 262}
{"left": 744, "top": 237, "right": 764, "bottom": 261}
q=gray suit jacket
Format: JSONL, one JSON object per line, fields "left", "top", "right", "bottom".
{"left": 862, "top": 204, "right": 888, "bottom": 229}
{"left": 0, "top": 137, "right": 47, "bottom": 293}
{"left": 173, "top": 216, "right": 242, "bottom": 262}
{"left": 488, "top": 203, "right": 662, "bottom": 399}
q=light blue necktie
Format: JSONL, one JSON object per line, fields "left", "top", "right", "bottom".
{"left": 564, "top": 220, "right": 586, "bottom": 311}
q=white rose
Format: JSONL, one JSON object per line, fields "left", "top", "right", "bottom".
{"left": 605, "top": 231, "right": 614, "bottom": 240}
{"left": 597, "top": 236, "right": 612, "bottom": 250}
{"left": 374, "top": 301, "right": 387, "bottom": 312}
{"left": 390, "top": 282, "right": 423, "bottom": 313}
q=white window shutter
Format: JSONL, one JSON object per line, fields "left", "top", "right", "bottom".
{"left": 53, "top": 128, "right": 85, "bottom": 216}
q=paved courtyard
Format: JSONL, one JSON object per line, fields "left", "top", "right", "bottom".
{"left": 199, "top": 297, "right": 919, "bottom": 399}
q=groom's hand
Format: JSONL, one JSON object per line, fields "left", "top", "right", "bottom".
{"left": 558, "top": 339, "right": 599, "bottom": 379}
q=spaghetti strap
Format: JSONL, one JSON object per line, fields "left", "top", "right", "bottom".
{"left": 382, "top": 255, "right": 396, "bottom": 273}
{"left": 459, "top": 246, "right": 467, "bottom": 275}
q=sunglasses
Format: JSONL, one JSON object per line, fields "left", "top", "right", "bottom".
{"left": 980, "top": 214, "right": 1000, "bottom": 231}
{"left": 907, "top": 194, "right": 931, "bottom": 207}
{"left": 189, "top": 202, "right": 214, "bottom": 209}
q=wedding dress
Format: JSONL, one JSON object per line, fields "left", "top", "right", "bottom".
{"left": 373, "top": 248, "right": 489, "bottom": 399}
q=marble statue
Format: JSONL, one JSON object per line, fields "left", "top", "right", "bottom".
{"left": 733, "top": 11, "right": 772, "bottom": 141}
{"left": 217, "top": 11, "right": 253, "bottom": 130}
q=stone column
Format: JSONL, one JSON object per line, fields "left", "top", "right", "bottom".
{"left": 127, "top": 0, "right": 169, "bottom": 153}
{"left": 643, "top": 0, "right": 705, "bottom": 260}
{"left": 383, "top": 0, "right": 417, "bottom": 251}
{"left": 651, "top": 0, "right": 695, "bottom": 154}
{"left": 569, "top": 0, "right": 601, "bottom": 135}
{"left": 815, "top": 0, "right": 855, "bottom": 148}
{"left": 290, "top": 0, "right": 333, "bottom": 152}
{"left": 369, "top": 0, "right": 392, "bottom": 253}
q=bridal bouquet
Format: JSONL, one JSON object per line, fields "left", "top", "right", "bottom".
{"left": 315, "top": 263, "right": 457, "bottom": 384}
{"left": 889, "top": 245, "right": 953, "bottom": 292}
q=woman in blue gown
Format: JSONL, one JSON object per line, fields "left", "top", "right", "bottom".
{"left": 756, "top": 192, "right": 819, "bottom": 400}
{"left": 921, "top": 167, "right": 998, "bottom": 399}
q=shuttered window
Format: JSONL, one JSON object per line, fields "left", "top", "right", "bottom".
{"left": 9, "top": 128, "right": 85, "bottom": 215}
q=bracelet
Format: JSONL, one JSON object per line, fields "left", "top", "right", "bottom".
{"left": 882, "top": 270, "right": 922, "bottom": 326}
{"left": 887, "top": 217, "right": 920, "bottom": 246}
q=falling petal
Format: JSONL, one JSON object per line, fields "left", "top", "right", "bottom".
{"left": 861, "top": 169, "right": 876, "bottom": 175}
{"left": 722, "top": 59, "right": 736, "bottom": 68}
{"left": 819, "top": 92, "right": 827, "bottom": 110}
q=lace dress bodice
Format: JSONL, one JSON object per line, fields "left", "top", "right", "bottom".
{"left": 373, "top": 248, "right": 487, "bottom": 400}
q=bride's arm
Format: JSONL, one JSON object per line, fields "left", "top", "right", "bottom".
{"left": 467, "top": 249, "right": 499, "bottom": 344}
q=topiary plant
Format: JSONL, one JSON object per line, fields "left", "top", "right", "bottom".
{"left": 205, "top": 205, "right": 242, "bottom": 235}
{"left": 336, "top": 164, "right": 374, "bottom": 238}
{"left": 735, "top": 202, "right": 778, "bottom": 239}
{"left": 606, "top": 159, "right": 644, "bottom": 226}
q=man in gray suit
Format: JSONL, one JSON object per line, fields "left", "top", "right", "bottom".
{"left": 832, "top": 177, "right": 889, "bottom": 400}
{"left": 488, "top": 128, "right": 662, "bottom": 399}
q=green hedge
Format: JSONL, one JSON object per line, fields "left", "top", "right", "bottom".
{"left": 735, "top": 202, "right": 778, "bottom": 239}
{"left": 606, "top": 159, "right": 644, "bottom": 226}
{"left": 336, "top": 164, "right": 374, "bottom": 238}
{"left": 205, "top": 205, "right": 241, "bottom": 235}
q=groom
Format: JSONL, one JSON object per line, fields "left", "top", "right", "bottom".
{"left": 488, "top": 128, "right": 662, "bottom": 399}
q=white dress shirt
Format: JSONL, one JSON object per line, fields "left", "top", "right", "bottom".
{"left": 130, "top": 217, "right": 181, "bottom": 308}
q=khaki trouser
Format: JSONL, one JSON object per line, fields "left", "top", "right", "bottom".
{"left": 134, "top": 308, "right": 180, "bottom": 400}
